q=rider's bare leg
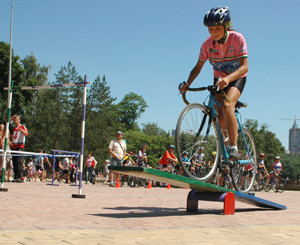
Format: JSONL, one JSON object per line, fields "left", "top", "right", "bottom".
{"left": 220, "top": 87, "right": 241, "bottom": 146}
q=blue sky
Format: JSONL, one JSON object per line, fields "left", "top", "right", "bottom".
{"left": 0, "top": 0, "right": 299, "bottom": 150}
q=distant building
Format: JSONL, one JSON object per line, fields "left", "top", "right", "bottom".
{"left": 289, "top": 121, "right": 300, "bottom": 154}
{"left": 171, "top": 129, "right": 195, "bottom": 137}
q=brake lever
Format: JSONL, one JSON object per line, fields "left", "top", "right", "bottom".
{"left": 178, "top": 81, "right": 186, "bottom": 95}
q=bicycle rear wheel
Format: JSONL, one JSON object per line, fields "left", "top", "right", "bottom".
{"left": 175, "top": 103, "right": 220, "bottom": 181}
{"left": 231, "top": 128, "right": 257, "bottom": 193}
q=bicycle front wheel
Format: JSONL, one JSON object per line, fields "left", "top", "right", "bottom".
{"left": 175, "top": 103, "right": 220, "bottom": 181}
{"left": 276, "top": 179, "right": 286, "bottom": 193}
{"left": 231, "top": 128, "right": 257, "bottom": 193}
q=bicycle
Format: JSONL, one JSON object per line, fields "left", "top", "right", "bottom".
{"left": 264, "top": 172, "right": 286, "bottom": 193}
{"left": 175, "top": 83, "right": 257, "bottom": 193}
{"left": 253, "top": 171, "right": 268, "bottom": 191}
{"left": 125, "top": 161, "right": 150, "bottom": 188}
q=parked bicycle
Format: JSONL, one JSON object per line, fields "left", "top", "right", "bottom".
{"left": 127, "top": 175, "right": 149, "bottom": 188}
{"left": 175, "top": 84, "right": 257, "bottom": 193}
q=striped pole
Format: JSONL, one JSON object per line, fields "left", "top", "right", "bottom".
{"left": 72, "top": 75, "right": 87, "bottom": 198}
{"left": 4, "top": 81, "right": 90, "bottom": 91}
{"left": 51, "top": 149, "right": 80, "bottom": 187}
{"left": 1, "top": 0, "right": 14, "bottom": 191}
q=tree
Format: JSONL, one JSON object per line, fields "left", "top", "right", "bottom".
{"left": 243, "top": 119, "right": 285, "bottom": 170}
{"left": 281, "top": 154, "right": 300, "bottom": 180}
{"left": 85, "top": 75, "right": 122, "bottom": 167}
{"left": 0, "top": 41, "right": 24, "bottom": 117}
{"left": 20, "top": 53, "right": 50, "bottom": 113}
{"left": 142, "top": 122, "right": 167, "bottom": 136}
{"left": 117, "top": 92, "right": 148, "bottom": 130}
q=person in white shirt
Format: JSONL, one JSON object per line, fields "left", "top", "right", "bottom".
{"left": 108, "top": 131, "right": 126, "bottom": 187}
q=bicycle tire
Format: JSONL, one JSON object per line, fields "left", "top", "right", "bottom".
{"left": 139, "top": 178, "right": 149, "bottom": 188}
{"left": 256, "top": 178, "right": 266, "bottom": 192}
{"left": 272, "top": 179, "right": 278, "bottom": 192}
{"left": 264, "top": 181, "right": 272, "bottom": 192}
{"left": 276, "top": 179, "right": 286, "bottom": 193}
{"left": 127, "top": 175, "right": 136, "bottom": 187}
{"left": 231, "top": 128, "right": 257, "bottom": 193}
{"left": 175, "top": 103, "right": 220, "bottom": 181}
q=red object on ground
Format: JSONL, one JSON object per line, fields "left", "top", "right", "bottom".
{"left": 223, "top": 192, "right": 235, "bottom": 215}
{"left": 115, "top": 180, "right": 121, "bottom": 188}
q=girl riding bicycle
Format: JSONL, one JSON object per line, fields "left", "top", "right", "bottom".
{"left": 179, "top": 6, "right": 248, "bottom": 161}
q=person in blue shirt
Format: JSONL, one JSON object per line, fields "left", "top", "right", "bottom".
{"left": 181, "top": 152, "right": 189, "bottom": 167}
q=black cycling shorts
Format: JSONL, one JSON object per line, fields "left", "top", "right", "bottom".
{"left": 214, "top": 77, "right": 246, "bottom": 94}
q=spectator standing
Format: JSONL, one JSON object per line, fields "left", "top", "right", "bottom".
{"left": 54, "top": 160, "right": 63, "bottom": 182}
{"left": 108, "top": 131, "right": 127, "bottom": 187}
{"left": 84, "top": 152, "right": 96, "bottom": 184}
{"left": 197, "top": 147, "right": 206, "bottom": 166}
{"left": 69, "top": 156, "right": 76, "bottom": 183}
{"left": 42, "top": 150, "right": 51, "bottom": 181}
{"left": 11, "top": 115, "right": 28, "bottom": 182}
{"left": 59, "top": 157, "right": 70, "bottom": 184}
{"left": 35, "top": 149, "right": 44, "bottom": 181}
{"left": 104, "top": 159, "right": 110, "bottom": 185}
{"left": 0, "top": 122, "right": 12, "bottom": 180}
{"left": 26, "top": 158, "right": 36, "bottom": 181}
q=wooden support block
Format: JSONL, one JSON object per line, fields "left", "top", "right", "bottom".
{"left": 187, "top": 190, "right": 235, "bottom": 215}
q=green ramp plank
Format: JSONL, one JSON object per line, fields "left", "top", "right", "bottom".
{"left": 109, "top": 166, "right": 287, "bottom": 210}
{"left": 109, "top": 166, "right": 232, "bottom": 193}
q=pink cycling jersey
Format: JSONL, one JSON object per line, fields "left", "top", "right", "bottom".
{"left": 272, "top": 161, "right": 282, "bottom": 171}
{"left": 199, "top": 30, "right": 248, "bottom": 78}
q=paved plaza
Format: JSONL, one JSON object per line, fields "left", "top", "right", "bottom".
{"left": 0, "top": 181, "right": 299, "bottom": 244}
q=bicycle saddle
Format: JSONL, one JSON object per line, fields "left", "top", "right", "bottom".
{"left": 235, "top": 101, "right": 247, "bottom": 109}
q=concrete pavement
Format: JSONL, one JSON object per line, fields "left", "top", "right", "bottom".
{"left": 0, "top": 181, "right": 299, "bottom": 244}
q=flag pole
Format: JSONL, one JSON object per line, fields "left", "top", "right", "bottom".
{"left": 1, "top": 0, "right": 14, "bottom": 192}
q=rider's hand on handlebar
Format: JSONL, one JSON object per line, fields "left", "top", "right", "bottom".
{"left": 178, "top": 81, "right": 190, "bottom": 94}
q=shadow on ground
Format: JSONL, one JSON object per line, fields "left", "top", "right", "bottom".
{"left": 89, "top": 206, "right": 271, "bottom": 218}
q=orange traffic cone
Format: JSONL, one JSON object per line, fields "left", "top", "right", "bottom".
{"left": 115, "top": 180, "right": 121, "bottom": 188}
{"left": 167, "top": 184, "right": 171, "bottom": 189}
{"left": 147, "top": 180, "right": 152, "bottom": 189}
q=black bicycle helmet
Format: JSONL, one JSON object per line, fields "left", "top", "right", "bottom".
{"left": 204, "top": 6, "right": 231, "bottom": 27}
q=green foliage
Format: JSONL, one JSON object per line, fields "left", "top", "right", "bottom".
{"left": 281, "top": 154, "right": 300, "bottom": 180}
{"left": 124, "top": 129, "right": 175, "bottom": 169}
{"left": 243, "top": 119, "right": 285, "bottom": 171}
{"left": 142, "top": 122, "right": 167, "bottom": 136}
{"left": 85, "top": 75, "right": 124, "bottom": 166}
{"left": 117, "top": 92, "right": 148, "bottom": 130}
{"left": 0, "top": 41, "right": 25, "bottom": 116}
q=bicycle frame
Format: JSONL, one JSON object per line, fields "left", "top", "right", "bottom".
{"left": 205, "top": 93, "right": 253, "bottom": 166}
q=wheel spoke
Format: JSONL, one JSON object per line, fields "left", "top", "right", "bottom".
{"left": 231, "top": 128, "right": 257, "bottom": 193}
{"left": 175, "top": 104, "right": 220, "bottom": 181}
